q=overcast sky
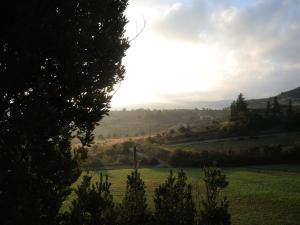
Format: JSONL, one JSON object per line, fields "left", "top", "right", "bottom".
{"left": 111, "top": 0, "right": 300, "bottom": 108}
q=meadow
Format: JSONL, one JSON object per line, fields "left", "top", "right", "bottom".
{"left": 63, "top": 164, "right": 300, "bottom": 225}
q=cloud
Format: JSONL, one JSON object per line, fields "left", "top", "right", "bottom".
{"left": 152, "top": 0, "right": 300, "bottom": 95}
{"left": 114, "top": 0, "right": 300, "bottom": 108}
{"left": 153, "top": 1, "right": 209, "bottom": 41}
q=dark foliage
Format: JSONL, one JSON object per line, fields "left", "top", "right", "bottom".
{"left": 62, "top": 174, "right": 116, "bottom": 225}
{"left": 65, "top": 168, "right": 230, "bottom": 225}
{"left": 198, "top": 166, "right": 230, "bottom": 225}
{"left": 272, "top": 97, "right": 281, "bottom": 118}
{"left": 230, "top": 93, "right": 248, "bottom": 121}
{"left": 229, "top": 94, "right": 300, "bottom": 134}
{"left": 117, "top": 171, "right": 151, "bottom": 225}
{"left": 154, "top": 170, "right": 196, "bottom": 225}
{"left": 169, "top": 145, "right": 300, "bottom": 168}
{"left": 0, "top": 1, "right": 129, "bottom": 224}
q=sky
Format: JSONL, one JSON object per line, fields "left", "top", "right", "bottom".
{"left": 110, "top": 0, "right": 300, "bottom": 109}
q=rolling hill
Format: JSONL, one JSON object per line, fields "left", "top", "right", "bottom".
{"left": 247, "top": 87, "right": 300, "bottom": 108}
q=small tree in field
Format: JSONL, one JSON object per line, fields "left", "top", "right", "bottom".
{"left": 154, "top": 170, "right": 196, "bottom": 225}
{"left": 63, "top": 174, "right": 116, "bottom": 225}
{"left": 198, "top": 166, "right": 230, "bottom": 225}
{"left": 118, "top": 171, "right": 150, "bottom": 225}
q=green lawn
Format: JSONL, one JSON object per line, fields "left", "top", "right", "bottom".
{"left": 63, "top": 164, "right": 300, "bottom": 225}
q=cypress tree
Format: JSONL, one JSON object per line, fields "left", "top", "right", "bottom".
{"left": 118, "top": 171, "right": 150, "bottom": 225}
{"left": 272, "top": 97, "right": 281, "bottom": 117}
{"left": 198, "top": 166, "right": 230, "bottom": 225}
{"left": 63, "top": 174, "right": 116, "bottom": 225}
{"left": 154, "top": 170, "right": 196, "bottom": 225}
{"left": 235, "top": 93, "right": 248, "bottom": 113}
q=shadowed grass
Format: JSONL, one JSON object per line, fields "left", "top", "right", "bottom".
{"left": 62, "top": 164, "right": 300, "bottom": 225}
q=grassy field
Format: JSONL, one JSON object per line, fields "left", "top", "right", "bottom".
{"left": 63, "top": 164, "right": 300, "bottom": 225}
{"left": 163, "top": 132, "right": 300, "bottom": 152}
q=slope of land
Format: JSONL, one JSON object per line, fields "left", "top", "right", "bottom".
{"left": 248, "top": 86, "right": 300, "bottom": 108}
{"left": 94, "top": 108, "right": 229, "bottom": 138}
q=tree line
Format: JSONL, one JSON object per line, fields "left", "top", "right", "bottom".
{"left": 225, "top": 93, "right": 300, "bottom": 133}
{"left": 169, "top": 144, "right": 300, "bottom": 168}
{"left": 62, "top": 166, "right": 230, "bottom": 225}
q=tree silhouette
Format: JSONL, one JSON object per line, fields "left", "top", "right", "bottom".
{"left": 235, "top": 93, "right": 248, "bottom": 113}
{"left": 118, "top": 171, "right": 150, "bottom": 225}
{"left": 230, "top": 93, "right": 248, "bottom": 121}
{"left": 265, "top": 101, "right": 271, "bottom": 118}
{"left": 287, "top": 99, "right": 293, "bottom": 118}
{"left": 154, "top": 170, "right": 196, "bottom": 225}
{"left": 198, "top": 166, "right": 230, "bottom": 225}
{"left": 62, "top": 174, "right": 116, "bottom": 225}
{"left": 0, "top": 1, "right": 129, "bottom": 224}
{"left": 230, "top": 101, "right": 237, "bottom": 121}
{"left": 272, "top": 97, "right": 281, "bottom": 117}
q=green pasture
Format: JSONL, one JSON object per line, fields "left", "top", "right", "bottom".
{"left": 63, "top": 164, "right": 300, "bottom": 225}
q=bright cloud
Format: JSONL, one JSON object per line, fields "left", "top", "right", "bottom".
{"left": 111, "top": 0, "right": 300, "bottom": 108}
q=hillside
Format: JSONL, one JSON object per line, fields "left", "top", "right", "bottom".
{"left": 93, "top": 108, "right": 229, "bottom": 138}
{"left": 94, "top": 87, "right": 300, "bottom": 138}
{"left": 248, "top": 87, "right": 300, "bottom": 108}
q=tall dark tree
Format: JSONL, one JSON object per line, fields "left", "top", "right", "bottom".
{"left": 230, "top": 93, "right": 248, "bottom": 121}
{"left": 230, "top": 101, "right": 237, "bottom": 121}
{"left": 154, "top": 170, "right": 196, "bottom": 225}
{"left": 235, "top": 93, "right": 248, "bottom": 113}
{"left": 285, "top": 99, "right": 300, "bottom": 130}
{"left": 287, "top": 99, "right": 293, "bottom": 118}
{"left": 272, "top": 97, "right": 281, "bottom": 117}
{"left": 0, "top": 1, "right": 129, "bottom": 225}
{"left": 265, "top": 101, "right": 271, "bottom": 118}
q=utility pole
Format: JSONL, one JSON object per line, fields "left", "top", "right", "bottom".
{"left": 133, "top": 146, "right": 138, "bottom": 175}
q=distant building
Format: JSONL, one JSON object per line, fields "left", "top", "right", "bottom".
{"left": 199, "top": 115, "right": 215, "bottom": 121}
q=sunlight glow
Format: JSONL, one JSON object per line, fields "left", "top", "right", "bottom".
{"left": 110, "top": 0, "right": 300, "bottom": 108}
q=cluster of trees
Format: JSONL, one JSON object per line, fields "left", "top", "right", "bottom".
{"left": 62, "top": 166, "right": 230, "bottom": 225}
{"left": 169, "top": 144, "right": 300, "bottom": 168}
{"left": 264, "top": 98, "right": 300, "bottom": 130}
{"left": 225, "top": 94, "right": 300, "bottom": 134}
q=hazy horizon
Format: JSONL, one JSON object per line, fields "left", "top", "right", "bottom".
{"left": 110, "top": 0, "right": 300, "bottom": 109}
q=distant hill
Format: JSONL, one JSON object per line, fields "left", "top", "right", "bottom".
{"left": 113, "top": 99, "right": 233, "bottom": 110}
{"left": 94, "top": 87, "right": 300, "bottom": 138}
{"left": 247, "top": 87, "right": 300, "bottom": 109}
{"left": 94, "top": 108, "right": 229, "bottom": 138}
